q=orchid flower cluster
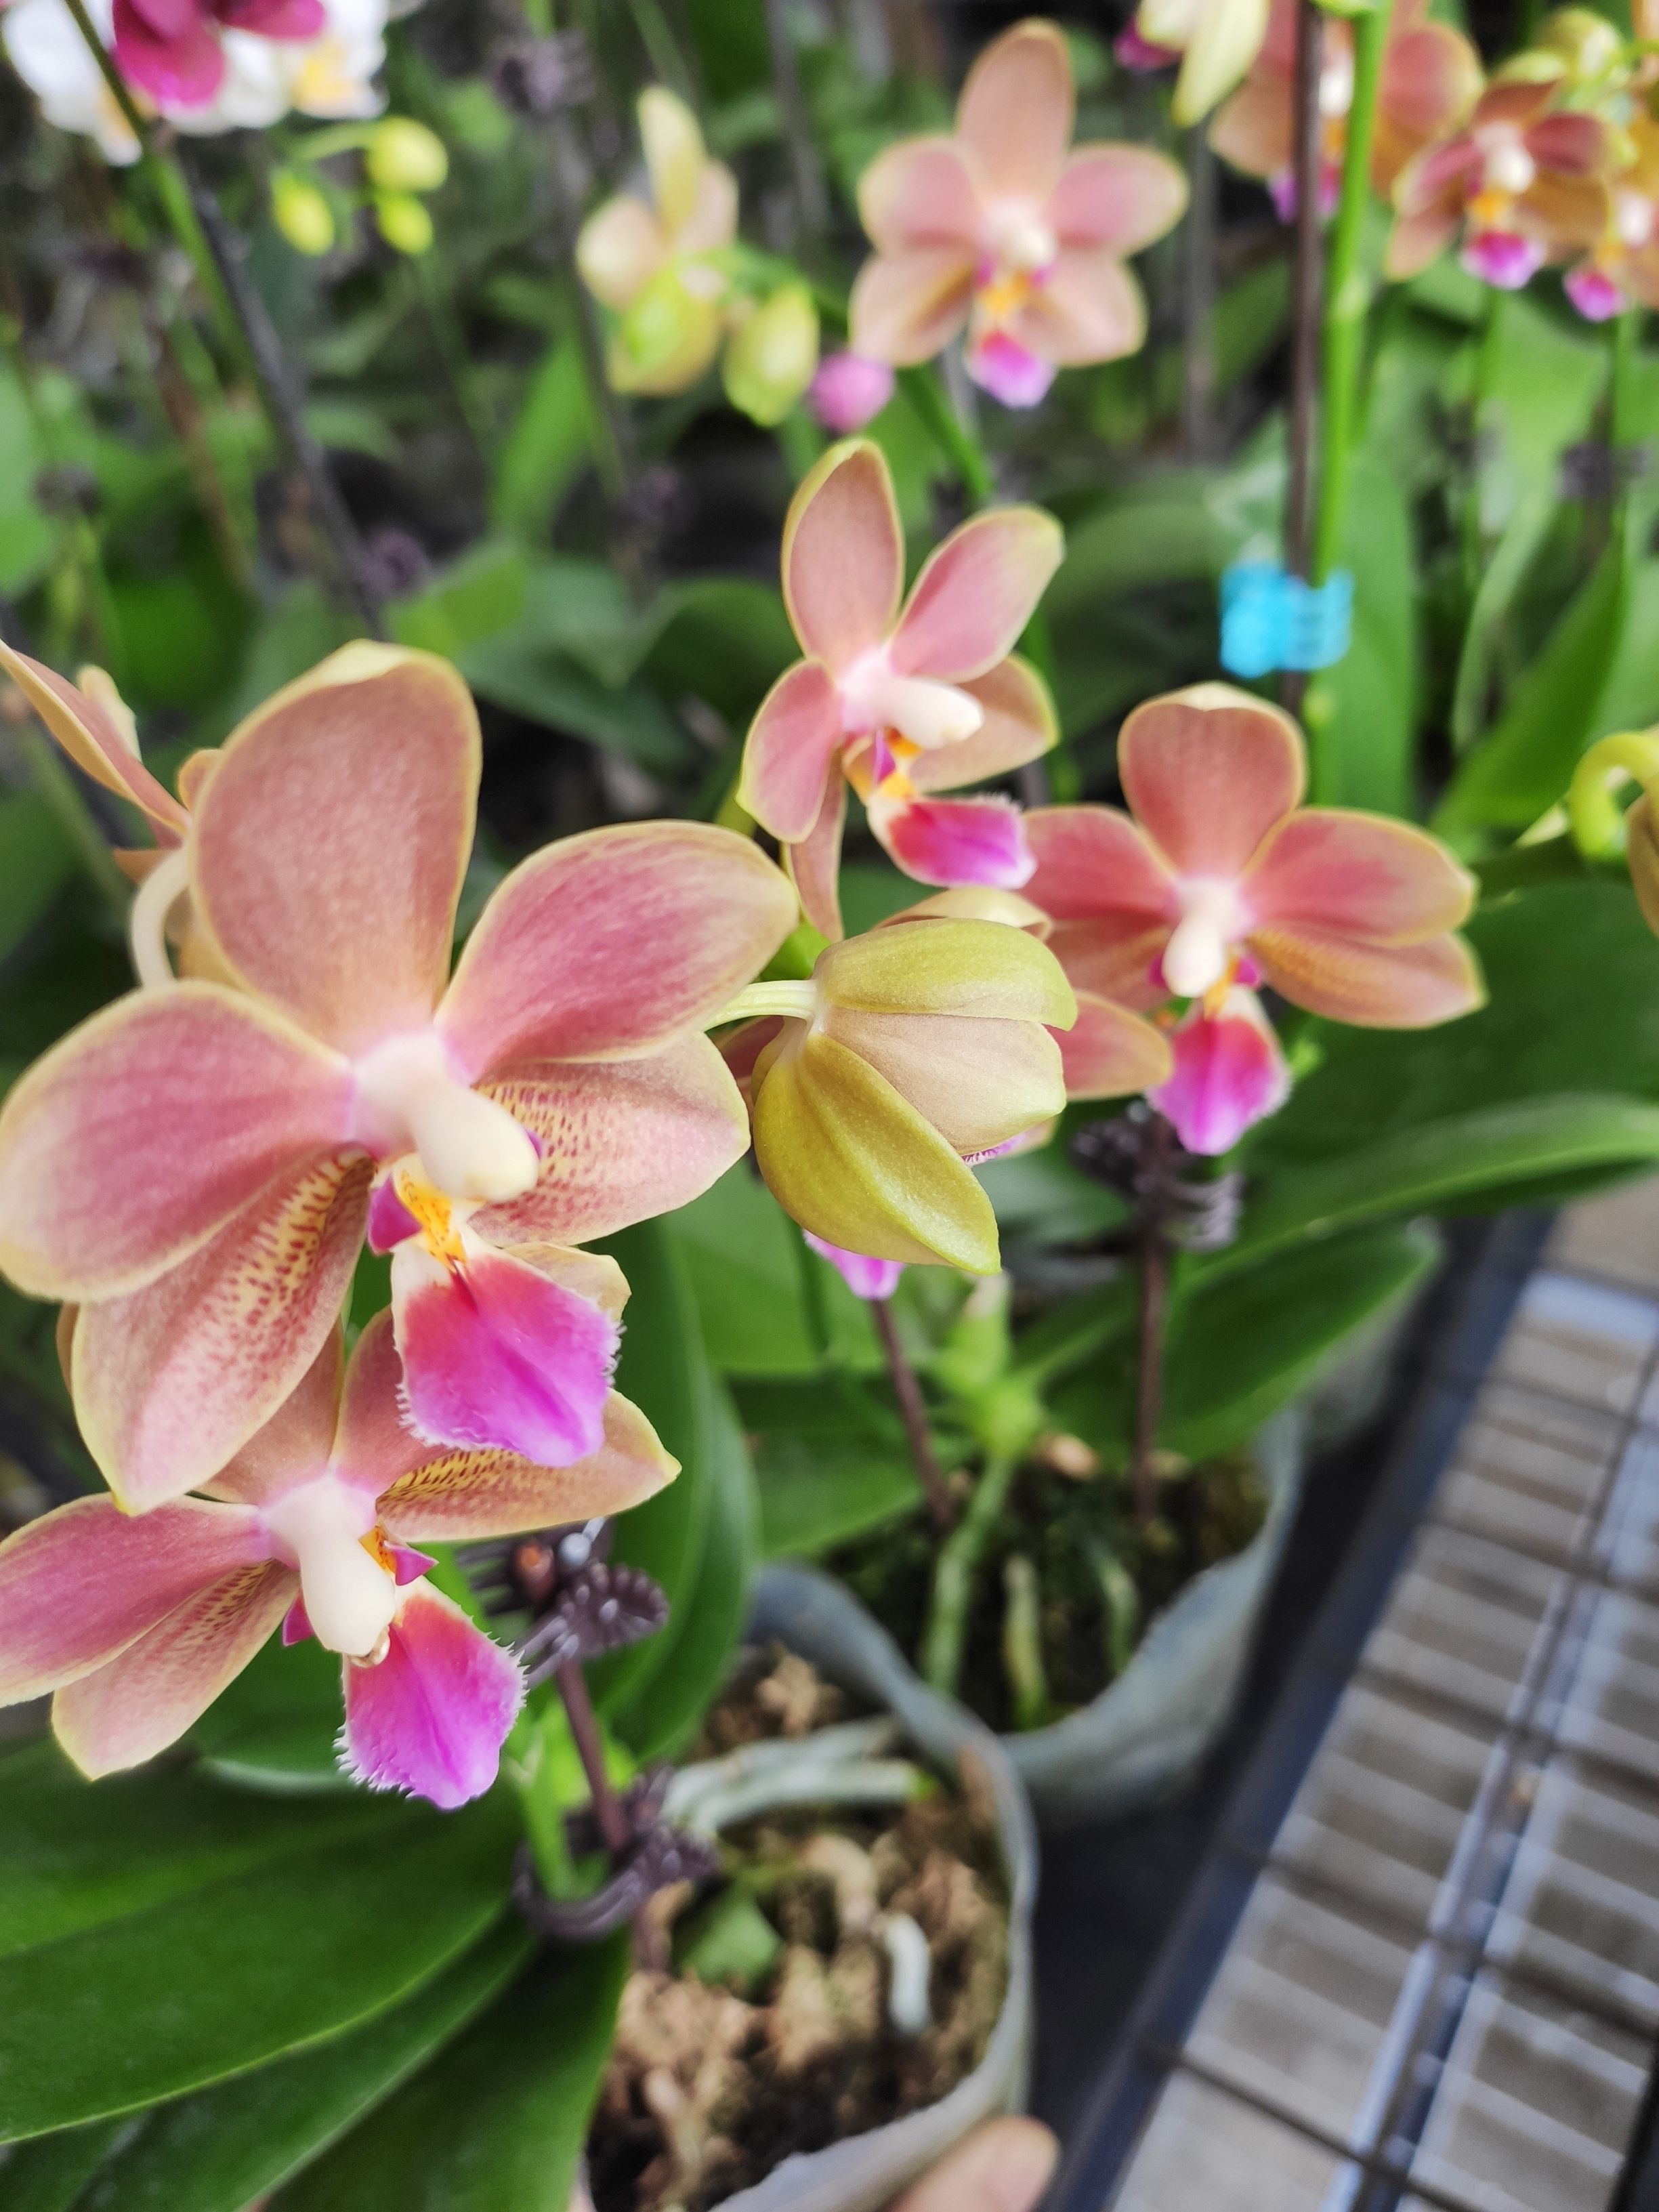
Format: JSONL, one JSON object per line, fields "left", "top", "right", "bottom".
{"left": 0, "top": 626, "right": 1093, "bottom": 1806}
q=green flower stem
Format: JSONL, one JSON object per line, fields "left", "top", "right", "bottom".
{"left": 1310, "top": 0, "right": 1385, "bottom": 587}
{"left": 921, "top": 1450, "right": 1019, "bottom": 1697}
{"left": 872, "top": 1297, "right": 957, "bottom": 1530}
{"left": 900, "top": 364, "right": 995, "bottom": 507}
{"left": 1280, "top": 0, "right": 1324, "bottom": 720}
{"left": 1461, "top": 287, "right": 1503, "bottom": 599}
{"left": 1567, "top": 730, "right": 1659, "bottom": 858}
{"left": 1001, "top": 1553, "right": 1051, "bottom": 1731}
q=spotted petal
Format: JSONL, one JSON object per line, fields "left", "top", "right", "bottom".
{"left": 1119, "top": 685, "right": 1305, "bottom": 877}
{"left": 891, "top": 509, "right": 1064, "bottom": 682}
{"left": 379, "top": 1392, "right": 677, "bottom": 1542}
{"left": 474, "top": 1035, "right": 751, "bottom": 1247}
{"left": 1047, "top": 146, "right": 1188, "bottom": 254}
{"left": 1244, "top": 810, "right": 1475, "bottom": 942}
{"left": 781, "top": 440, "right": 905, "bottom": 672}
{"left": 958, "top": 20, "right": 1074, "bottom": 201}
{"left": 0, "top": 1494, "right": 268, "bottom": 1703}
{"left": 204, "top": 1329, "right": 345, "bottom": 1509}
{"left": 738, "top": 658, "right": 844, "bottom": 842}
{"left": 438, "top": 822, "right": 795, "bottom": 1077}
{"left": 339, "top": 1583, "right": 522, "bottom": 1810}
{"left": 0, "top": 983, "right": 356, "bottom": 1303}
{"left": 53, "top": 1563, "right": 294, "bottom": 1780}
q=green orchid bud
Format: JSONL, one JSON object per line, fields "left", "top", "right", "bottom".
{"left": 608, "top": 264, "right": 724, "bottom": 395}
{"left": 366, "top": 117, "right": 450, "bottom": 194}
{"left": 721, "top": 282, "right": 819, "bottom": 428}
{"left": 375, "top": 192, "right": 435, "bottom": 257}
{"left": 1534, "top": 7, "right": 1624, "bottom": 82}
{"left": 271, "top": 170, "right": 335, "bottom": 257}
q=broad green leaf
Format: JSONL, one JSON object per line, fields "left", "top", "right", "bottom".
{"left": 185, "top": 1633, "right": 350, "bottom": 1794}
{"left": 269, "top": 1938, "right": 629, "bottom": 2212}
{"left": 491, "top": 337, "right": 593, "bottom": 540}
{"left": 641, "top": 577, "right": 799, "bottom": 726}
{"left": 1467, "top": 292, "right": 1603, "bottom": 544}
{"left": 1308, "top": 450, "right": 1415, "bottom": 814}
{"left": 0, "top": 791, "right": 76, "bottom": 965}
{"left": 674, "top": 1165, "right": 877, "bottom": 1377}
{"left": 0, "top": 1748, "right": 517, "bottom": 2139}
{"left": 390, "top": 543, "right": 528, "bottom": 661}
{"left": 462, "top": 640, "right": 691, "bottom": 770}
{"left": 0, "top": 2119, "right": 127, "bottom": 2211}
{"left": 60, "top": 1919, "right": 532, "bottom": 2212}
{"left": 0, "top": 371, "right": 53, "bottom": 597}
{"left": 754, "top": 1427, "right": 922, "bottom": 1558}
{"left": 1052, "top": 1224, "right": 1440, "bottom": 1461}
{"left": 976, "top": 1140, "right": 1129, "bottom": 1246}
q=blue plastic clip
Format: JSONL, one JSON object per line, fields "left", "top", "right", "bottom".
{"left": 1219, "top": 561, "right": 1353, "bottom": 680}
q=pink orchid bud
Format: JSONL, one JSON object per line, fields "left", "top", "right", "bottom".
{"left": 804, "top": 1232, "right": 906, "bottom": 1301}
{"left": 1565, "top": 262, "right": 1626, "bottom": 321}
{"left": 808, "top": 350, "right": 896, "bottom": 433}
{"left": 1115, "top": 23, "right": 1181, "bottom": 70}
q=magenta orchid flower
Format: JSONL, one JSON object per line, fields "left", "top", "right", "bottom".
{"left": 847, "top": 20, "right": 1187, "bottom": 406}
{"left": 1023, "top": 685, "right": 1483, "bottom": 1150}
{"left": 112, "top": 0, "right": 326, "bottom": 109}
{"left": 0, "top": 644, "right": 795, "bottom": 1511}
{"left": 738, "top": 441, "right": 1063, "bottom": 940}
{"left": 0, "top": 1312, "right": 675, "bottom": 1806}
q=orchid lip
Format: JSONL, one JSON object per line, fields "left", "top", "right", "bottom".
{"left": 352, "top": 1028, "right": 539, "bottom": 1203}
{"left": 986, "top": 199, "right": 1057, "bottom": 275}
{"left": 838, "top": 647, "right": 984, "bottom": 751}
{"left": 1162, "top": 879, "right": 1249, "bottom": 998}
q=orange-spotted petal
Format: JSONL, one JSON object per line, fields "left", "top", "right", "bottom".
{"left": 890, "top": 508, "right": 1064, "bottom": 682}
{"left": 1250, "top": 925, "right": 1485, "bottom": 1026}
{"left": 781, "top": 440, "right": 905, "bottom": 671}
{"left": 1118, "top": 684, "right": 1305, "bottom": 877}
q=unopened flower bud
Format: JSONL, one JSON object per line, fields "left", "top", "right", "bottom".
{"left": 610, "top": 264, "right": 723, "bottom": 394}
{"left": 366, "top": 117, "right": 450, "bottom": 194}
{"left": 1533, "top": 7, "right": 1622, "bottom": 84}
{"left": 722, "top": 283, "right": 819, "bottom": 427}
{"left": 272, "top": 171, "right": 335, "bottom": 257}
{"left": 376, "top": 192, "right": 435, "bottom": 257}
{"left": 809, "top": 350, "right": 896, "bottom": 433}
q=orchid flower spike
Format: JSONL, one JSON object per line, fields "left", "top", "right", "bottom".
{"left": 576, "top": 87, "right": 742, "bottom": 397}
{"left": 1022, "top": 686, "right": 1484, "bottom": 1148}
{"left": 1211, "top": 0, "right": 1481, "bottom": 223}
{"left": 722, "top": 916, "right": 1075, "bottom": 1273}
{"left": 1124, "top": 0, "right": 1272, "bottom": 127}
{"left": 1387, "top": 70, "right": 1616, "bottom": 290}
{"left": 848, "top": 19, "right": 1187, "bottom": 406}
{"left": 0, "top": 642, "right": 796, "bottom": 1511}
{"left": 738, "top": 441, "right": 1063, "bottom": 939}
{"left": 0, "top": 1313, "right": 675, "bottom": 1806}
{"left": 2, "top": 0, "right": 400, "bottom": 160}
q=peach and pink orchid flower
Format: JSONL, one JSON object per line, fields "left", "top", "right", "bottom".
{"left": 0, "top": 642, "right": 795, "bottom": 1511}
{"left": 738, "top": 440, "right": 1063, "bottom": 940}
{"left": 0, "top": 1313, "right": 675, "bottom": 1806}
{"left": 1022, "top": 686, "right": 1483, "bottom": 1154}
{"left": 1387, "top": 75, "right": 1616, "bottom": 289}
{"left": 1119, "top": 0, "right": 1271, "bottom": 127}
{"left": 848, "top": 19, "right": 1187, "bottom": 406}
{"left": 1210, "top": 0, "right": 1482, "bottom": 222}
{"left": 1563, "top": 112, "right": 1659, "bottom": 320}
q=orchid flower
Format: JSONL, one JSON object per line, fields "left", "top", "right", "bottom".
{"left": 738, "top": 441, "right": 1063, "bottom": 940}
{"left": 1563, "top": 112, "right": 1659, "bottom": 320}
{"left": 1119, "top": 0, "right": 1272, "bottom": 128}
{"left": 847, "top": 20, "right": 1187, "bottom": 406}
{"left": 1, "top": 0, "right": 398, "bottom": 158}
{"left": 576, "top": 87, "right": 740, "bottom": 397}
{"left": 1387, "top": 73, "right": 1616, "bottom": 289}
{"left": 1210, "top": 0, "right": 1481, "bottom": 222}
{"left": 722, "top": 916, "right": 1075, "bottom": 1272}
{"left": 1022, "top": 686, "right": 1482, "bottom": 1152}
{"left": 0, "top": 1314, "right": 675, "bottom": 1806}
{"left": 0, "top": 642, "right": 795, "bottom": 1510}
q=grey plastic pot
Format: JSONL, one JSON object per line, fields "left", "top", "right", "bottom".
{"left": 703, "top": 1564, "right": 1038, "bottom": 2212}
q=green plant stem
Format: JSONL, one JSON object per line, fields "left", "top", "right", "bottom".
{"left": 1001, "top": 1555, "right": 1050, "bottom": 1731}
{"left": 1280, "top": 0, "right": 1324, "bottom": 721}
{"left": 146, "top": 315, "right": 255, "bottom": 591}
{"left": 900, "top": 364, "right": 995, "bottom": 507}
{"left": 1461, "top": 287, "right": 1503, "bottom": 599}
{"left": 921, "top": 1451, "right": 1019, "bottom": 1696}
{"left": 872, "top": 1297, "right": 956, "bottom": 1530}
{"left": 1310, "top": 3, "right": 1385, "bottom": 586}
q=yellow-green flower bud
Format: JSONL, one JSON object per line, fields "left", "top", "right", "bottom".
{"left": 375, "top": 192, "right": 435, "bottom": 257}
{"left": 1534, "top": 7, "right": 1624, "bottom": 82}
{"left": 721, "top": 282, "right": 820, "bottom": 427}
{"left": 609, "top": 264, "right": 723, "bottom": 395}
{"left": 272, "top": 170, "right": 335, "bottom": 257}
{"left": 366, "top": 118, "right": 449, "bottom": 195}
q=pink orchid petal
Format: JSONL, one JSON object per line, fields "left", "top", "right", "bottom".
{"left": 1009, "top": 249, "right": 1148, "bottom": 367}
{"left": 1048, "top": 915, "right": 1175, "bottom": 1014}
{"left": 0, "top": 984, "right": 356, "bottom": 1304}
{"left": 958, "top": 20, "right": 1074, "bottom": 202}
{"left": 819, "top": 1005, "right": 1066, "bottom": 1155}
{"left": 847, "top": 249, "right": 976, "bottom": 367}
{"left": 1472, "top": 78, "right": 1557, "bottom": 133}
{"left": 890, "top": 509, "right": 1064, "bottom": 682}
{"left": 738, "top": 659, "right": 845, "bottom": 842}
{"left": 1566, "top": 264, "right": 1626, "bottom": 320}
{"left": 781, "top": 442, "right": 905, "bottom": 673}
{"left": 127, "top": 0, "right": 201, "bottom": 34}
{"left": 391, "top": 1546, "right": 436, "bottom": 1585}
{"left": 282, "top": 1595, "right": 313, "bottom": 1645}
{"left": 0, "top": 1494, "right": 268, "bottom": 1703}
{"left": 1526, "top": 112, "right": 1612, "bottom": 180}
{"left": 474, "top": 1035, "right": 750, "bottom": 1248}
{"left": 339, "top": 1584, "right": 522, "bottom": 1810}
{"left": 112, "top": 0, "right": 225, "bottom": 106}
{"left": 786, "top": 771, "right": 848, "bottom": 942}
{"left": 72, "top": 1152, "right": 373, "bottom": 1511}
{"left": 875, "top": 792, "right": 1036, "bottom": 892}
{"left": 438, "top": 822, "right": 795, "bottom": 1078}
{"left": 1462, "top": 230, "right": 1545, "bottom": 289}
{"left": 1211, "top": 74, "right": 1293, "bottom": 183}
{"left": 1244, "top": 808, "right": 1475, "bottom": 942}
{"left": 1024, "top": 805, "right": 1179, "bottom": 921}
{"left": 803, "top": 1234, "right": 906, "bottom": 1300}
{"left": 1118, "top": 686, "right": 1305, "bottom": 878}
{"left": 203, "top": 1328, "right": 345, "bottom": 1509}
{"left": 856, "top": 135, "right": 985, "bottom": 255}
{"left": 808, "top": 352, "right": 896, "bottom": 434}
{"left": 393, "top": 1242, "right": 619, "bottom": 1466}
{"left": 1152, "top": 987, "right": 1291, "bottom": 1154}
{"left": 1385, "top": 207, "right": 1463, "bottom": 282}
{"left": 1392, "top": 134, "right": 1481, "bottom": 220}
{"left": 54, "top": 1562, "right": 295, "bottom": 1780}
{"left": 215, "top": 0, "right": 326, "bottom": 34}
{"left": 367, "top": 1173, "right": 421, "bottom": 1253}
{"left": 1378, "top": 24, "right": 1481, "bottom": 180}
{"left": 1250, "top": 925, "right": 1485, "bottom": 1026}
{"left": 966, "top": 331, "right": 1057, "bottom": 407}
{"left": 0, "top": 644, "right": 188, "bottom": 839}
{"left": 1058, "top": 989, "right": 1175, "bottom": 1100}
{"left": 906, "top": 656, "right": 1057, "bottom": 792}
{"left": 190, "top": 649, "right": 480, "bottom": 1058}
{"left": 1047, "top": 146, "right": 1189, "bottom": 254}
{"left": 379, "top": 1390, "right": 677, "bottom": 1543}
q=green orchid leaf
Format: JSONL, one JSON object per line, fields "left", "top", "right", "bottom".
{"left": 675, "top": 1165, "right": 879, "bottom": 1378}
{"left": 0, "top": 2118, "right": 127, "bottom": 2212}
